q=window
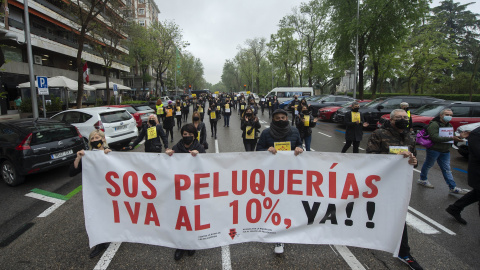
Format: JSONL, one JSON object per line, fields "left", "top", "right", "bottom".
{"left": 450, "top": 106, "right": 470, "bottom": 117}
{"left": 380, "top": 98, "right": 402, "bottom": 110}
{"left": 403, "top": 98, "right": 423, "bottom": 109}
{"left": 138, "top": 0, "right": 145, "bottom": 3}
{"left": 138, "top": 8, "right": 145, "bottom": 15}
{"left": 470, "top": 106, "right": 480, "bottom": 117}
{"left": 100, "top": 111, "right": 132, "bottom": 123}
{"left": 0, "top": 126, "right": 19, "bottom": 143}
{"left": 51, "top": 113, "right": 65, "bottom": 122}
{"left": 139, "top": 20, "right": 145, "bottom": 26}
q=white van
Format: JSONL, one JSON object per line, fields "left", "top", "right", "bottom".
{"left": 265, "top": 87, "right": 314, "bottom": 102}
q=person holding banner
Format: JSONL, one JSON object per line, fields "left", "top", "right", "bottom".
{"left": 256, "top": 108, "right": 303, "bottom": 254}
{"left": 366, "top": 108, "right": 422, "bottom": 270}
{"left": 126, "top": 114, "right": 169, "bottom": 153}
{"left": 69, "top": 130, "right": 112, "bottom": 259}
{"left": 295, "top": 105, "right": 316, "bottom": 151}
{"left": 163, "top": 101, "right": 175, "bottom": 142}
{"left": 241, "top": 107, "right": 261, "bottom": 151}
{"left": 418, "top": 109, "right": 469, "bottom": 194}
{"left": 165, "top": 123, "right": 205, "bottom": 261}
{"left": 341, "top": 102, "right": 369, "bottom": 153}
{"left": 222, "top": 97, "right": 233, "bottom": 127}
{"left": 192, "top": 111, "right": 208, "bottom": 150}
{"left": 208, "top": 103, "right": 220, "bottom": 139}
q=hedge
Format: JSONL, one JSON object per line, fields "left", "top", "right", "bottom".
{"left": 345, "top": 93, "right": 480, "bottom": 102}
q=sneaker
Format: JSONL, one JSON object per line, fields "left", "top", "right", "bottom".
{"left": 417, "top": 179, "right": 434, "bottom": 188}
{"left": 445, "top": 206, "right": 467, "bottom": 225}
{"left": 274, "top": 243, "right": 284, "bottom": 254}
{"left": 449, "top": 187, "right": 469, "bottom": 195}
{"left": 398, "top": 255, "right": 423, "bottom": 270}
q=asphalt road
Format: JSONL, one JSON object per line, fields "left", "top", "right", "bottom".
{"left": 0, "top": 105, "right": 478, "bottom": 270}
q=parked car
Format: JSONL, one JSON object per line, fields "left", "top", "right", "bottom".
{"left": 278, "top": 96, "right": 312, "bottom": 109}
{"left": 127, "top": 104, "right": 155, "bottom": 124}
{"left": 319, "top": 100, "right": 371, "bottom": 122}
{"left": 454, "top": 122, "right": 480, "bottom": 158}
{"left": 307, "top": 95, "right": 356, "bottom": 117}
{"left": 378, "top": 101, "right": 480, "bottom": 132}
{"left": 0, "top": 119, "right": 85, "bottom": 186}
{"left": 103, "top": 105, "right": 144, "bottom": 128}
{"left": 342, "top": 96, "right": 444, "bottom": 128}
{"left": 51, "top": 107, "right": 138, "bottom": 149}
{"left": 265, "top": 87, "right": 314, "bottom": 102}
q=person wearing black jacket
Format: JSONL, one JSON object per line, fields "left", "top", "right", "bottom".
{"left": 192, "top": 111, "right": 207, "bottom": 150}
{"left": 269, "top": 96, "right": 279, "bottom": 117}
{"left": 259, "top": 96, "right": 266, "bottom": 115}
{"left": 126, "top": 114, "right": 169, "bottom": 152}
{"left": 182, "top": 97, "right": 190, "bottom": 122}
{"left": 341, "top": 102, "right": 369, "bottom": 153}
{"left": 295, "top": 105, "right": 316, "bottom": 151}
{"left": 238, "top": 98, "right": 246, "bottom": 117}
{"left": 174, "top": 99, "right": 183, "bottom": 130}
{"left": 241, "top": 107, "right": 261, "bottom": 151}
{"left": 446, "top": 126, "right": 480, "bottom": 224}
{"left": 165, "top": 123, "right": 205, "bottom": 261}
{"left": 255, "top": 109, "right": 303, "bottom": 254}
{"left": 207, "top": 103, "right": 220, "bottom": 139}
{"left": 69, "top": 130, "right": 112, "bottom": 259}
{"left": 288, "top": 95, "right": 301, "bottom": 126}
{"left": 222, "top": 97, "right": 233, "bottom": 127}
{"left": 163, "top": 101, "right": 175, "bottom": 142}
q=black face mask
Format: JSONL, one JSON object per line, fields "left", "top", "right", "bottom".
{"left": 246, "top": 113, "right": 252, "bottom": 117}
{"left": 302, "top": 110, "right": 309, "bottom": 114}
{"left": 394, "top": 119, "right": 409, "bottom": 129}
{"left": 183, "top": 136, "right": 194, "bottom": 145}
{"left": 352, "top": 108, "right": 359, "bottom": 112}
{"left": 193, "top": 117, "right": 200, "bottom": 121}
{"left": 90, "top": 139, "right": 103, "bottom": 149}
{"left": 273, "top": 120, "right": 290, "bottom": 128}
{"left": 149, "top": 120, "right": 156, "bottom": 126}
{"left": 404, "top": 107, "right": 409, "bottom": 111}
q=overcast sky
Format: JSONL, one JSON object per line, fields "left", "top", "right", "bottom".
{"left": 154, "top": 0, "right": 480, "bottom": 85}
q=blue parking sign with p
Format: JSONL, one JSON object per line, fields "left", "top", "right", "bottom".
{"left": 37, "top": 76, "right": 49, "bottom": 95}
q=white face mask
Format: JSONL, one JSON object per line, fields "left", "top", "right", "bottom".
{"left": 443, "top": 115, "right": 452, "bottom": 122}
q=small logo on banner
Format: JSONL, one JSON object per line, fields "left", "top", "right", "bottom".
{"left": 229, "top": 228, "right": 237, "bottom": 240}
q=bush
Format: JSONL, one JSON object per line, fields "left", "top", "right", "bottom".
{"left": 19, "top": 98, "right": 33, "bottom": 113}
{"left": 46, "top": 97, "right": 63, "bottom": 111}
{"left": 121, "top": 100, "right": 149, "bottom": 105}
{"left": 346, "top": 93, "right": 480, "bottom": 102}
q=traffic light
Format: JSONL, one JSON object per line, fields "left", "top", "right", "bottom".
{"left": 243, "top": 84, "right": 246, "bottom": 91}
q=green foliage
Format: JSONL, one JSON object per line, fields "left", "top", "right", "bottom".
{"left": 121, "top": 100, "right": 148, "bottom": 105}
{"left": 46, "top": 97, "right": 63, "bottom": 111}
{"left": 346, "top": 92, "right": 480, "bottom": 102}
{"left": 96, "top": 98, "right": 104, "bottom": 106}
{"left": 19, "top": 98, "right": 33, "bottom": 113}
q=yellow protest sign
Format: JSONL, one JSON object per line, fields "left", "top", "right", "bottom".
{"left": 304, "top": 115, "right": 310, "bottom": 127}
{"left": 217, "top": 105, "right": 221, "bottom": 111}
{"left": 198, "top": 106, "right": 203, "bottom": 113}
{"left": 274, "top": 142, "right": 291, "bottom": 151}
{"left": 247, "top": 91, "right": 251, "bottom": 94}
{"left": 157, "top": 107, "right": 164, "bottom": 114}
{"left": 269, "top": 102, "right": 272, "bottom": 106}
{"left": 389, "top": 146, "right": 409, "bottom": 154}
{"left": 177, "top": 106, "right": 181, "bottom": 111}
{"left": 241, "top": 105, "right": 245, "bottom": 110}
{"left": 147, "top": 127, "right": 157, "bottom": 140}
{"left": 166, "top": 109, "right": 173, "bottom": 117}
{"left": 246, "top": 126, "right": 255, "bottom": 139}
{"left": 225, "top": 104, "right": 230, "bottom": 109}
{"left": 210, "top": 112, "right": 216, "bottom": 119}
{"left": 192, "top": 94, "right": 196, "bottom": 97}
{"left": 351, "top": 112, "right": 360, "bottom": 123}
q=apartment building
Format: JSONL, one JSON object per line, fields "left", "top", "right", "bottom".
{"left": 0, "top": 0, "right": 130, "bottom": 111}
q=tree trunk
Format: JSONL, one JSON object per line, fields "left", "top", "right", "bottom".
{"left": 469, "top": 52, "right": 479, "bottom": 101}
{"left": 371, "top": 61, "right": 379, "bottom": 99}
{"left": 76, "top": 31, "right": 86, "bottom": 109}
{"left": 106, "top": 67, "right": 111, "bottom": 105}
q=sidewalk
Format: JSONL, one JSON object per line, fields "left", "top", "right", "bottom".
{"left": 0, "top": 110, "right": 21, "bottom": 121}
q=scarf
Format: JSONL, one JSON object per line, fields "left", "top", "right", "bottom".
{"left": 269, "top": 121, "right": 292, "bottom": 140}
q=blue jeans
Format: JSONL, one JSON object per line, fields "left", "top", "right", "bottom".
{"left": 420, "top": 149, "right": 456, "bottom": 189}
{"left": 224, "top": 114, "right": 230, "bottom": 126}
{"left": 303, "top": 135, "right": 312, "bottom": 151}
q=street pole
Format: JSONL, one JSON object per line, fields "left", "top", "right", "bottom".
{"left": 175, "top": 48, "right": 178, "bottom": 97}
{"left": 24, "top": 0, "right": 38, "bottom": 118}
{"left": 353, "top": 0, "right": 359, "bottom": 100}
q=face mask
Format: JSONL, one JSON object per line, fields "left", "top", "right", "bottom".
{"left": 273, "top": 120, "right": 290, "bottom": 128}
{"left": 302, "top": 110, "right": 308, "bottom": 114}
{"left": 90, "top": 139, "right": 103, "bottom": 149}
{"left": 443, "top": 115, "right": 452, "bottom": 122}
{"left": 148, "top": 120, "right": 156, "bottom": 126}
{"left": 193, "top": 117, "right": 200, "bottom": 121}
{"left": 246, "top": 113, "right": 252, "bottom": 117}
{"left": 183, "top": 136, "right": 194, "bottom": 145}
{"left": 394, "top": 119, "right": 409, "bottom": 129}
{"left": 352, "top": 108, "right": 359, "bottom": 112}
{"left": 404, "top": 107, "right": 409, "bottom": 111}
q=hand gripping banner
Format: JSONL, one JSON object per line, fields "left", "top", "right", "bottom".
{"left": 82, "top": 151, "right": 412, "bottom": 255}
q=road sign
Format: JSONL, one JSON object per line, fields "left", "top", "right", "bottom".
{"left": 37, "top": 76, "right": 49, "bottom": 95}
{"left": 113, "top": 84, "right": 118, "bottom": 96}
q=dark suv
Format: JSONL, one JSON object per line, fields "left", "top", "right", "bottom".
{"left": 0, "top": 119, "right": 85, "bottom": 186}
{"left": 307, "top": 95, "right": 356, "bottom": 117}
{"left": 336, "top": 96, "right": 443, "bottom": 127}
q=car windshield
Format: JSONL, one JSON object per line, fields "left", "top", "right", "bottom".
{"left": 100, "top": 110, "right": 132, "bottom": 123}
{"left": 413, "top": 104, "right": 447, "bottom": 117}
{"left": 135, "top": 106, "right": 152, "bottom": 111}
{"left": 124, "top": 107, "right": 136, "bottom": 114}
{"left": 30, "top": 126, "right": 77, "bottom": 145}
{"left": 363, "top": 98, "right": 386, "bottom": 108}
{"left": 341, "top": 101, "right": 355, "bottom": 108}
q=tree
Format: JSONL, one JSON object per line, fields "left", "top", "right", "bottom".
{"left": 245, "top": 37, "right": 267, "bottom": 93}
{"left": 179, "top": 52, "right": 204, "bottom": 91}
{"left": 268, "top": 26, "right": 300, "bottom": 87}
{"left": 126, "top": 24, "right": 155, "bottom": 96}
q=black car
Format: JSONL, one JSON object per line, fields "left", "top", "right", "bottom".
{"left": 0, "top": 119, "right": 85, "bottom": 186}
{"left": 307, "top": 95, "right": 356, "bottom": 117}
{"left": 335, "top": 96, "right": 443, "bottom": 127}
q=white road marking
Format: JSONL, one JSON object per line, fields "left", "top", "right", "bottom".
{"left": 25, "top": 192, "right": 65, "bottom": 218}
{"left": 318, "top": 132, "right": 332, "bottom": 137}
{"left": 359, "top": 147, "right": 365, "bottom": 151}
{"left": 334, "top": 245, "right": 366, "bottom": 270}
{"left": 329, "top": 244, "right": 338, "bottom": 256}
{"left": 221, "top": 245, "right": 232, "bottom": 270}
{"left": 215, "top": 139, "right": 219, "bottom": 154}
{"left": 413, "top": 168, "right": 421, "bottom": 173}
{"left": 139, "top": 140, "right": 145, "bottom": 145}
{"left": 94, "top": 242, "right": 122, "bottom": 270}
{"left": 406, "top": 212, "right": 440, "bottom": 234}
{"left": 303, "top": 144, "right": 316, "bottom": 152}
{"left": 408, "top": 206, "right": 456, "bottom": 235}
{"left": 265, "top": 125, "right": 270, "bottom": 128}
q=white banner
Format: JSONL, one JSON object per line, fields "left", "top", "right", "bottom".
{"left": 82, "top": 151, "right": 412, "bottom": 255}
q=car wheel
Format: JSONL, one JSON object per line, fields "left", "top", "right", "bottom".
{"left": 330, "top": 112, "right": 337, "bottom": 122}
{"left": 2, "top": 160, "right": 25, "bottom": 186}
